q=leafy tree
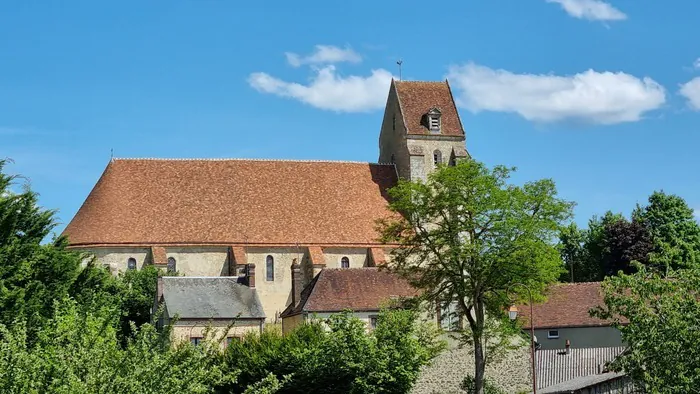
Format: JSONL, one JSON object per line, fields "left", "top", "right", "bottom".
{"left": 558, "top": 223, "right": 587, "bottom": 282}
{"left": 601, "top": 217, "right": 652, "bottom": 276}
{"left": 592, "top": 265, "right": 700, "bottom": 393}
{"left": 0, "top": 159, "right": 85, "bottom": 337}
{"left": 378, "top": 160, "right": 573, "bottom": 394}
{"left": 634, "top": 191, "right": 700, "bottom": 273}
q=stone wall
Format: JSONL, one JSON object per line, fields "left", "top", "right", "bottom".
{"left": 322, "top": 247, "right": 369, "bottom": 268}
{"left": 412, "top": 336, "right": 532, "bottom": 394}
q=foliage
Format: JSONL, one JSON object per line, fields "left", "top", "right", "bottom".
{"left": 377, "top": 160, "right": 573, "bottom": 393}
{"left": 0, "top": 299, "right": 227, "bottom": 394}
{"left": 220, "top": 310, "right": 444, "bottom": 394}
{"left": 560, "top": 191, "right": 700, "bottom": 281}
{"left": 592, "top": 266, "right": 700, "bottom": 393}
{"left": 0, "top": 159, "right": 86, "bottom": 338}
{"left": 242, "top": 373, "right": 291, "bottom": 394}
{"left": 460, "top": 376, "right": 506, "bottom": 394}
{"left": 634, "top": 191, "right": 700, "bottom": 272}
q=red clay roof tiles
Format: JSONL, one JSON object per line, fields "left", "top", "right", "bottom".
{"left": 518, "top": 282, "right": 611, "bottom": 329}
{"left": 394, "top": 80, "right": 464, "bottom": 136}
{"left": 282, "top": 268, "right": 418, "bottom": 316}
{"left": 63, "top": 159, "right": 399, "bottom": 247}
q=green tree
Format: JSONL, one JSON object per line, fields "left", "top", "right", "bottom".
{"left": 378, "top": 160, "right": 573, "bottom": 394}
{"left": 634, "top": 190, "right": 700, "bottom": 273}
{"left": 592, "top": 266, "right": 700, "bottom": 393}
{"left": 0, "top": 159, "right": 85, "bottom": 336}
{"left": 558, "top": 223, "right": 587, "bottom": 282}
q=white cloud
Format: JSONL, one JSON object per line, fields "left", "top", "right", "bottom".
{"left": 693, "top": 58, "right": 700, "bottom": 70}
{"left": 547, "top": 0, "right": 627, "bottom": 21}
{"left": 680, "top": 77, "right": 700, "bottom": 111}
{"left": 285, "top": 45, "right": 362, "bottom": 68}
{"left": 447, "top": 63, "right": 666, "bottom": 124}
{"left": 248, "top": 65, "right": 394, "bottom": 112}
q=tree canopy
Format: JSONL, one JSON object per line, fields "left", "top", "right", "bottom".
{"left": 378, "top": 160, "right": 573, "bottom": 394}
{"left": 592, "top": 266, "right": 700, "bottom": 393}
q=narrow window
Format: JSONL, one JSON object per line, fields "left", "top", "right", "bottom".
{"left": 127, "top": 257, "right": 137, "bottom": 271}
{"left": 449, "top": 156, "right": 456, "bottom": 167}
{"left": 439, "top": 301, "right": 460, "bottom": 331}
{"left": 369, "top": 315, "right": 379, "bottom": 329}
{"left": 392, "top": 114, "right": 396, "bottom": 131}
{"left": 433, "top": 150, "right": 442, "bottom": 167}
{"left": 341, "top": 256, "right": 350, "bottom": 269}
{"left": 266, "top": 255, "right": 274, "bottom": 281}
{"left": 190, "top": 337, "right": 202, "bottom": 346}
{"left": 390, "top": 154, "right": 395, "bottom": 164}
{"left": 548, "top": 330, "right": 560, "bottom": 339}
{"left": 167, "top": 257, "right": 176, "bottom": 273}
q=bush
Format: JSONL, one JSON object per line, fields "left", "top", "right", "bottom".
{"left": 219, "top": 310, "right": 445, "bottom": 394}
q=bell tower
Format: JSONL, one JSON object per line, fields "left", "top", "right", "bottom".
{"left": 378, "top": 79, "right": 469, "bottom": 181}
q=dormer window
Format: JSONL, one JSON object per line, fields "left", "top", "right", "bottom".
{"left": 427, "top": 108, "right": 441, "bottom": 134}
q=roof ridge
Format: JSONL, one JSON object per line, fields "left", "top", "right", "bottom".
{"left": 112, "top": 157, "right": 395, "bottom": 166}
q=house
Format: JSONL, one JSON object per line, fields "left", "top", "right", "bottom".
{"left": 517, "top": 282, "right": 623, "bottom": 350}
{"left": 61, "top": 79, "right": 470, "bottom": 323}
{"left": 279, "top": 267, "right": 418, "bottom": 333}
{"left": 156, "top": 276, "right": 266, "bottom": 346}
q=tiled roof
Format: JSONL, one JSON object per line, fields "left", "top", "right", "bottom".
{"left": 161, "top": 276, "right": 265, "bottom": 319}
{"left": 519, "top": 282, "right": 611, "bottom": 329}
{"left": 394, "top": 80, "right": 464, "bottom": 136}
{"left": 63, "top": 159, "right": 399, "bottom": 247}
{"left": 536, "top": 346, "right": 625, "bottom": 389}
{"left": 281, "top": 268, "right": 418, "bottom": 316}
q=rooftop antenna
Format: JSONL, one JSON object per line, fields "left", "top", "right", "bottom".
{"left": 396, "top": 59, "right": 403, "bottom": 81}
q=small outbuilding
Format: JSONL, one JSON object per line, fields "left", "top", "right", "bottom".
{"left": 155, "top": 276, "right": 266, "bottom": 346}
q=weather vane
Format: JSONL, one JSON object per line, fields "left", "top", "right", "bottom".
{"left": 396, "top": 59, "right": 403, "bottom": 81}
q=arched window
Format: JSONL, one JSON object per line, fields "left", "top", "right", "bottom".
{"left": 266, "top": 255, "right": 274, "bottom": 281}
{"left": 433, "top": 150, "right": 442, "bottom": 166}
{"left": 167, "top": 257, "right": 176, "bottom": 273}
{"left": 127, "top": 257, "right": 137, "bottom": 271}
{"left": 341, "top": 256, "right": 350, "bottom": 269}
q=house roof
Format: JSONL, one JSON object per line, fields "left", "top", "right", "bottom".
{"left": 536, "top": 346, "right": 625, "bottom": 389}
{"left": 281, "top": 268, "right": 418, "bottom": 317}
{"left": 519, "top": 282, "right": 611, "bottom": 329}
{"left": 161, "top": 276, "right": 265, "bottom": 319}
{"left": 63, "top": 158, "right": 399, "bottom": 247}
{"left": 394, "top": 80, "right": 464, "bottom": 137}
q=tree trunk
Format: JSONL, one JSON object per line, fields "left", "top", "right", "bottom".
{"left": 469, "top": 299, "right": 487, "bottom": 394}
{"left": 473, "top": 335, "right": 486, "bottom": 394}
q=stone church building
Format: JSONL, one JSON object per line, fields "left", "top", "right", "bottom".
{"left": 62, "top": 80, "right": 470, "bottom": 322}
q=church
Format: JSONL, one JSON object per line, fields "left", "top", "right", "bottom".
{"left": 62, "top": 79, "right": 470, "bottom": 323}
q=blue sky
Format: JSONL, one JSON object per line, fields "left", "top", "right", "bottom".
{"left": 2, "top": 0, "right": 700, "bottom": 237}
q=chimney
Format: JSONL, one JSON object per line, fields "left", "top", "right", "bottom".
{"left": 157, "top": 276, "right": 164, "bottom": 300}
{"left": 247, "top": 263, "right": 256, "bottom": 289}
{"left": 291, "top": 259, "right": 302, "bottom": 306}
{"left": 565, "top": 339, "right": 571, "bottom": 354}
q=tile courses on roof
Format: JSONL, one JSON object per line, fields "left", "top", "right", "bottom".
{"left": 536, "top": 346, "right": 626, "bottom": 389}
{"left": 281, "top": 268, "right": 419, "bottom": 317}
{"left": 518, "top": 282, "right": 611, "bottom": 329}
{"left": 63, "top": 158, "right": 400, "bottom": 247}
{"left": 160, "top": 276, "right": 265, "bottom": 320}
{"left": 394, "top": 80, "right": 465, "bottom": 137}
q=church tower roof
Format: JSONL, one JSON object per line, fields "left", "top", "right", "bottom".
{"left": 393, "top": 80, "right": 465, "bottom": 137}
